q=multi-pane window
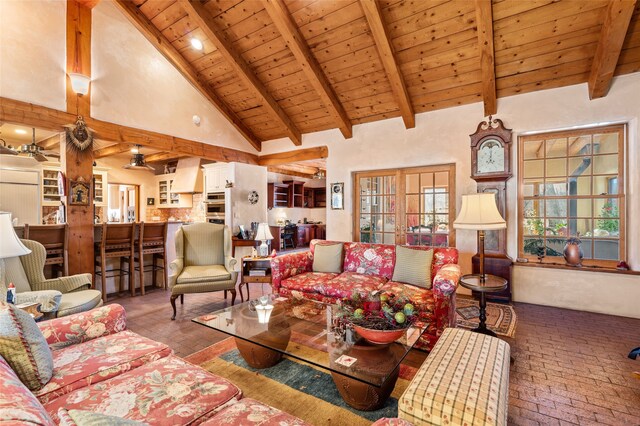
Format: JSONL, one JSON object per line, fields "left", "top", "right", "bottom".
{"left": 518, "top": 125, "right": 626, "bottom": 266}
{"left": 354, "top": 165, "right": 455, "bottom": 247}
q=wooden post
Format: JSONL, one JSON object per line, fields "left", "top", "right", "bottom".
{"left": 64, "top": 0, "right": 94, "bottom": 276}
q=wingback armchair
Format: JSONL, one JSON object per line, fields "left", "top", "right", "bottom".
{"left": 1, "top": 239, "right": 102, "bottom": 317}
{"left": 169, "top": 223, "right": 238, "bottom": 320}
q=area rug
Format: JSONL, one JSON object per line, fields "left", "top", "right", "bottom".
{"left": 456, "top": 296, "right": 517, "bottom": 338}
{"left": 184, "top": 336, "right": 418, "bottom": 425}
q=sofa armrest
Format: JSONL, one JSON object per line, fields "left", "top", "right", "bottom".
{"left": 30, "top": 274, "right": 92, "bottom": 294}
{"left": 225, "top": 256, "right": 238, "bottom": 274}
{"left": 169, "top": 258, "right": 184, "bottom": 289}
{"left": 16, "top": 290, "right": 62, "bottom": 313}
{"left": 433, "top": 264, "right": 461, "bottom": 297}
{"left": 38, "top": 304, "right": 127, "bottom": 351}
{"left": 270, "top": 251, "right": 313, "bottom": 293}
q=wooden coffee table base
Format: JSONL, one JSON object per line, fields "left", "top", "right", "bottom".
{"left": 331, "top": 366, "right": 399, "bottom": 411}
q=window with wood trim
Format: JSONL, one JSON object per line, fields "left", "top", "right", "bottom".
{"left": 354, "top": 164, "right": 456, "bottom": 247}
{"left": 518, "top": 124, "right": 626, "bottom": 266}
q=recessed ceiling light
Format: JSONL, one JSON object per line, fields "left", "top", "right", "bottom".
{"left": 191, "top": 38, "right": 203, "bottom": 51}
{"left": 15, "top": 129, "right": 27, "bottom": 135}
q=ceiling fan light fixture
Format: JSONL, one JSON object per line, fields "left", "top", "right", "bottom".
{"left": 123, "top": 149, "right": 154, "bottom": 171}
{"left": 313, "top": 169, "right": 326, "bottom": 179}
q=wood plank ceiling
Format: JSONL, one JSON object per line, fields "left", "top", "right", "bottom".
{"left": 118, "top": 0, "right": 640, "bottom": 150}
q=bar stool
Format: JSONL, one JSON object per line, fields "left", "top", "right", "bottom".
{"left": 24, "top": 224, "right": 68, "bottom": 278}
{"left": 134, "top": 222, "right": 169, "bottom": 295}
{"left": 282, "top": 224, "right": 296, "bottom": 249}
{"left": 94, "top": 223, "right": 135, "bottom": 301}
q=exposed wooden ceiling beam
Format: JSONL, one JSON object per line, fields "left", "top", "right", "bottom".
{"left": 144, "top": 151, "right": 187, "bottom": 163}
{"left": 263, "top": 0, "right": 352, "bottom": 140}
{"left": 257, "top": 146, "right": 328, "bottom": 166}
{"left": 74, "top": 0, "right": 101, "bottom": 9}
{"left": 267, "top": 166, "right": 316, "bottom": 180}
{"left": 0, "top": 97, "right": 259, "bottom": 164}
{"left": 112, "top": 0, "right": 262, "bottom": 152}
{"left": 93, "top": 143, "right": 133, "bottom": 159}
{"left": 588, "top": 0, "right": 637, "bottom": 99}
{"left": 275, "top": 163, "right": 320, "bottom": 175}
{"left": 37, "top": 133, "right": 62, "bottom": 150}
{"left": 179, "top": 0, "right": 302, "bottom": 146}
{"left": 474, "top": 0, "right": 497, "bottom": 116}
{"left": 360, "top": 0, "right": 415, "bottom": 129}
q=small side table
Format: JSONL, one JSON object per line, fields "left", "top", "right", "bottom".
{"left": 240, "top": 257, "right": 272, "bottom": 302}
{"left": 458, "top": 274, "right": 507, "bottom": 337}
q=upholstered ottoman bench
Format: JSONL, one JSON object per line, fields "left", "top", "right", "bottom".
{"left": 399, "top": 328, "right": 510, "bottom": 426}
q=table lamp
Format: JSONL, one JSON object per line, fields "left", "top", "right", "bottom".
{"left": 255, "top": 223, "right": 273, "bottom": 257}
{"left": 0, "top": 212, "right": 32, "bottom": 294}
{"left": 453, "top": 193, "right": 506, "bottom": 281}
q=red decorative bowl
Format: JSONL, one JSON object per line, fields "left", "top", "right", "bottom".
{"left": 353, "top": 325, "right": 408, "bottom": 345}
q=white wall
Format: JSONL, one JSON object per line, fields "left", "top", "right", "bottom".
{"left": 91, "top": 2, "right": 256, "bottom": 154}
{"left": 0, "top": 0, "right": 66, "bottom": 110}
{"left": 260, "top": 73, "right": 640, "bottom": 319}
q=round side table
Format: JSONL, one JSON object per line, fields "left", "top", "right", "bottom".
{"left": 458, "top": 274, "right": 507, "bottom": 337}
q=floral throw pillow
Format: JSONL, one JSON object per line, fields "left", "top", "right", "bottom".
{"left": 0, "top": 301, "right": 53, "bottom": 391}
{"left": 58, "top": 408, "right": 149, "bottom": 426}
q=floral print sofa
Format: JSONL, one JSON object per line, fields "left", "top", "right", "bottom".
{"left": 271, "top": 240, "right": 461, "bottom": 350}
{"left": 0, "top": 304, "right": 308, "bottom": 425}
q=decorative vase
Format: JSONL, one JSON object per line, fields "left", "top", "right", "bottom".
{"left": 563, "top": 239, "right": 583, "bottom": 266}
{"left": 353, "top": 325, "right": 408, "bottom": 345}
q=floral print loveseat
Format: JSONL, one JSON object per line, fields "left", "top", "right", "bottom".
{"left": 271, "top": 240, "right": 461, "bottom": 350}
{"left": 0, "top": 304, "right": 308, "bottom": 425}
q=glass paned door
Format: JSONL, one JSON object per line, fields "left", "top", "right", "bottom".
{"left": 354, "top": 165, "right": 455, "bottom": 246}
{"left": 357, "top": 173, "right": 396, "bottom": 244}
{"left": 401, "top": 168, "right": 452, "bottom": 247}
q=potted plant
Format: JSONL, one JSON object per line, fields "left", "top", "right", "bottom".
{"left": 338, "top": 291, "right": 417, "bottom": 345}
{"left": 563, "top": 236, "right": 583, "bottom": 267}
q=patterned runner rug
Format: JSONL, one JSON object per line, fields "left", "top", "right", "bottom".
{"left": 185, "top": 335, "right": 419, "bottom": 425}
{"left": 455, "top": 296, "right": 517, "bottom": 338}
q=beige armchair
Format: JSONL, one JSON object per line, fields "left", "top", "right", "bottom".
{"left": 169, "top": 223, "right": 238, "bottom": 320}
{"left": 1, "top": 239, "right": 102, "bottom": 317}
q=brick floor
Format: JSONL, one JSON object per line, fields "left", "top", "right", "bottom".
{"left": 109, "top": 288, "right": 640, "bottom": 425}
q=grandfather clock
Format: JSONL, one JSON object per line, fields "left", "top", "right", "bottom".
{"left": 470, "top": 117, "right": 513, "bottom": 302}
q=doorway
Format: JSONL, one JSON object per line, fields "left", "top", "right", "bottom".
{"left": 107, "top": 184, "right": 140, "bottom": 223}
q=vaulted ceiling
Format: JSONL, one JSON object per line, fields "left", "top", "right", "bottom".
{"left": 116, "top": 0, "right": 640, "bottom": 151}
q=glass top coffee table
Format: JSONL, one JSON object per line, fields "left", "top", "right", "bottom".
{"left": 193, "top": 294, "right": 426, "bottom": 411}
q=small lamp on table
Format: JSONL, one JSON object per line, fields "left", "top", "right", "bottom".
{"left": 254, "top": 223, "right": 274, "bottom": 258}
{"left": 0, "top": 212, "right": 32, "bottom": 295}
{"left": 453, "top": 193, "right": 507, "bottom": 336}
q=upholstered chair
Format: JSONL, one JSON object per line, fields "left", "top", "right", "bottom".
{"left": 169, "top": 223, "right": 238, "bottom": 320}
{"left": 1, "top": 239, "right": 102, "bottom": 317}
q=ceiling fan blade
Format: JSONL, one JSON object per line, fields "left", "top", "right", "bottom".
{"left": 41, "top": 150, "right": 60, "bottom": 157}
{"left": 33, "top": 153, "right": 48, "bottom": 162}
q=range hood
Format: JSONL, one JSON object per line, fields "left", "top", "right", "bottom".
{"left": 170, "top": 157, "right": 204, "bottom": 193}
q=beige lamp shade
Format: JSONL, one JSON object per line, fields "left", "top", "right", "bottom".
{"left": 453, "top": 193, "right": 506, "bottom": 230}
{"left": 0, "top": 212, "right": 31, "bottom": 258}
{"left": 255, "top": 223, "right": 274, "bottom": 241}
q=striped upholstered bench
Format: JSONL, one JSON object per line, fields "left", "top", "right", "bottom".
{"left": 399, "top": 328, "right": 510, "bottom": 426}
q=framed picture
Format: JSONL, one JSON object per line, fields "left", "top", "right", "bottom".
{"left": 331, "top": 182, "right": 344, "bottom": 210}
{"left": 147, "top": 197, "right": 155, "bottom": 206}
{"left": 69, "top": 180, "right": 90, "bottom": 206}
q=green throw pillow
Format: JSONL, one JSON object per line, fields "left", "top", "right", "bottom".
{"left": 313, "top": 243, "right": 344, "bottom": 273}
{"left": 0, "top": 301, "right": 53, "bottom": 391}
{"left": 392, "top": 246, "right": 434, "bottom": 288}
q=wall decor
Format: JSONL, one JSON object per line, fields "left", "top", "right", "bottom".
{"left": 69, "top": 179, "right": 91, "bottom": 206}
{"left": 248, "top": 190, "right": 259, "bottom": 205}
{"left": 63, "top": 116, "right": 94, "bottom": 152}
{"left": 147, "top": 197, "right": 155, "bottom": 206}
{"left": 331, "top": 182, "right": 344, "bottom": 210}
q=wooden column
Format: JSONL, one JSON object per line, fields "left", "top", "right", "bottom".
{"left": 64, "top": 0, "right": 94, "bottom": 276}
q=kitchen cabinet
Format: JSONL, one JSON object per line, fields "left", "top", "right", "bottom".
{"left": 41, "top": 166, "right": 63, "bottom": 206}
{"left": 284, "top": 180, "right": 304, "bottom": 208}
{"left": 156, "top": 174, "right": 192, "bottom": 208}
{"left": 203, "top": 163, "right": 230, "bottom": 193}
{"left": 93, "top": 168, "right": 108, "bottom": 207}
{"left": 267, "top": 183, "right": 289, "bottom": 209}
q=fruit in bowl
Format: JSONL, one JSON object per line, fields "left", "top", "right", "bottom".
{"left": 338, "top": 291, "right": 417, "bottom": 345}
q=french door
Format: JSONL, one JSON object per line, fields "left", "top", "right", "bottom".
{"left": 354, "top": 164, "right": 456, "bottom": 247}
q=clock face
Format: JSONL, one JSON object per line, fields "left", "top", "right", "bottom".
{"left": 477, "top": 138, "right": 505, "bottom": 174}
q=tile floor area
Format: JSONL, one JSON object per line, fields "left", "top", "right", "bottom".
{"left": 111, "top": 288, "right": 640, "bottom": 425}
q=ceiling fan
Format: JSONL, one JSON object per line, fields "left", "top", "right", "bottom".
{"left": 0, "top": 126, "right": 60, "bottom": 162}
{"left": 123, "top": 145, "right": 154, "bottom": 171}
